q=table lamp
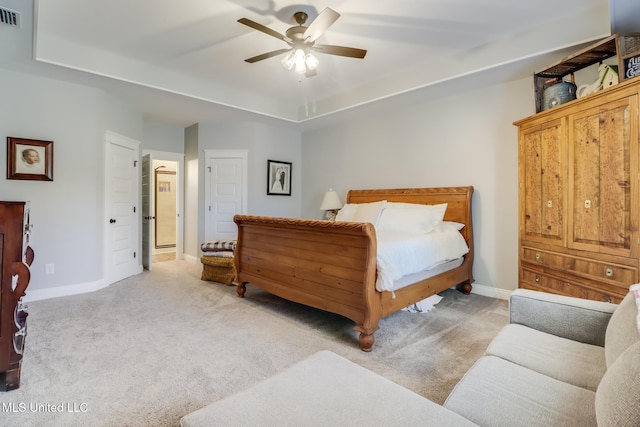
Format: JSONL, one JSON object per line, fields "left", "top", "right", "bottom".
{"left": 320, "top": 189, "right": 343, "bottom": 221}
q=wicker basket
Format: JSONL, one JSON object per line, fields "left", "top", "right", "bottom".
{"left": 201, "top": 256, "right": 237, "bottom": 285}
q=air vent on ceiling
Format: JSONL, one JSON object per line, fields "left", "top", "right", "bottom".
{"left": 0, "top": 7, "right": 20, "bottom": 28}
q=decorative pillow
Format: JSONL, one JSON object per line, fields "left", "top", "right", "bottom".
{"left": 335, "top": 204, "right": 359, "bottom": 222}
{"left": 629, "top": 283, "right": 640, "bottom": 334}
{"left": 376, "top": 203, "right": 447, "bottom": 234}
{"left": 595, "top": 341, "right": 640, "bottom": 426}
{"left": 351, "top": 201, "right": 387, "bottom": 225}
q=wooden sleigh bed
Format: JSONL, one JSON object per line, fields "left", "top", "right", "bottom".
{"left": 233, "top": 186, "right": 474, "bottom": 351}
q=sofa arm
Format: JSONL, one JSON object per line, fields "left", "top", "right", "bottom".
{"left": 509, "top": 289, "right": 617, "bottom": 346}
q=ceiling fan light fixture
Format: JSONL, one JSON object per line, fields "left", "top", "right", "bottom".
{"left": 281, "top": 49, "right": 319, "bottom": 75}
{"left": 281, "top": 51, "right": 296, "bottom": 70}
{"left": 281, "top": 49, "right": 308, "bottom": 73}
{"left": 293, "top": 49, "right": 307, "bottom": 74}
{"left": 305, "top": 52, "right": 319, "bottom": 71}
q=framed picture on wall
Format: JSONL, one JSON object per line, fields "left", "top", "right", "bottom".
{"left": 6, "top": 137, "right": 54, "bottom": 181}
{"left": 267, "top": 159, "right": 291, "bottom": 196}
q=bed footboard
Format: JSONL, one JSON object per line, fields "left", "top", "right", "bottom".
{"left": 233, "top": 215, "right": 381, "bottom": 350}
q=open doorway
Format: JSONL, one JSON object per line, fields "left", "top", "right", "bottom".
{"left": 153, "top": 159, "right": 178, "bottom": 263}
{"left": 141, "top": 150, "right": 185, "bottom": 271}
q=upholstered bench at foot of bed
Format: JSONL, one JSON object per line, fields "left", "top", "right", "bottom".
{"left": 179, "top": 350, "right": 476, "bottom": 427}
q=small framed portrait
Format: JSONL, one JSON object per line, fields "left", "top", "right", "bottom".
{"left": 7, "top": 137, "right": 54, "bottom": 181}
{"left": 267, "top": 159, "right": 291, "bottom": 196}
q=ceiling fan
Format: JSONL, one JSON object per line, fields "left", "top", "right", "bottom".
{"left": 238, "top": 7, "right": 367, "bottom": 77}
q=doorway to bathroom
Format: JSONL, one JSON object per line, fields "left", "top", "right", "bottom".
{"left": 141, "top": 150, "right": 184, "bottom": 271}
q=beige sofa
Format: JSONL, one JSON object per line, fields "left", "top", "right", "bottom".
{"left": 180, "top": 289, "right": 640, "bottom": 426}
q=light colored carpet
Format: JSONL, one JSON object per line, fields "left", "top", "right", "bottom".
{"left": 0, "top": 260, "right": 508, "bottom": 426}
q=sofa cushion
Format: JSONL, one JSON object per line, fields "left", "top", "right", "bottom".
{"left": 444, "top": 356, "right": 597, "bottom": 427}
{"left": 605, "top": 292, "right": 640, "bottom": 367}
{"left": 596, "top": 341, "right": 640, "bottom": 426}
{"left": 631, "top": 283, "right": 640, "bottom": 332}
{"left": 486, "top": 324, "right": 606, "bottom": 391}
{"left": 509, "top": 289, "right": 615, "bottom": 346}
{"left": 180, "top": 350, "right": 477, "bottom": 427}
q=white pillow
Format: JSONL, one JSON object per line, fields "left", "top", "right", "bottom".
{"left": 376, "top": 203, "right": 447, "bottom": 234}
{"left": 352, "top": 201, "right": 387, "bottom": 225}
{"left": 335, "top": 201, "right": 387, "bottom": 225}
{"left": 442, "top": 221, "right": 465, "bottom": 231}
{"left": 335, "top": 204, "right": 359, "bottom": 222}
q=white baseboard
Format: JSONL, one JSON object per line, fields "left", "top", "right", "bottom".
{"left": 470, "top": 282, "right": 513, "bottom": 300}
{"left": 184, "top": 253, "right": 198, "bottom": 263}
{"left": 24, "top": 279, "right": 108, "bottom": 302}
{"left": 23, "top": 266, "right": 145, "bottom": 302}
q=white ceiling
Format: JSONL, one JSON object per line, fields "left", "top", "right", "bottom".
{"left": 2, "top": 1, "right": 639, "bottom": 127}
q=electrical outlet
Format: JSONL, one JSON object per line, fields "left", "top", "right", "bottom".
{"left": 45, "top": 263, "right": 54, "bottom": 275}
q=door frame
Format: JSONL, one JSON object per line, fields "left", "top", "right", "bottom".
{"left": 142, "top": 149, "right": 185, "bottom": 263}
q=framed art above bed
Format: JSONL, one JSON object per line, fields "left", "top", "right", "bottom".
{"left": 267, "top": 159, "right": 291, "bottom": 196}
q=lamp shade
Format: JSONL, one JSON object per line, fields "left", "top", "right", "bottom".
{"left": 320, "top": 189, "right": 343, "bottom": 211}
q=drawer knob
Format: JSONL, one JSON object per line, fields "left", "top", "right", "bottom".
{"left": 605, "top": 268, "right": 614, "bottom": 278}
{"left": 535, "top": 275, "right": 541, "bottom": 283}
{"left": 535, "top": 252, "right": 541, "bottom": 261}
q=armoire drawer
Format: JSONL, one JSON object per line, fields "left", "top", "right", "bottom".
{"left": 521, "top": 247, "right": 637, "bottom": 286}
{"left": 521, "top": 268, "right": 625, "bottom": 303}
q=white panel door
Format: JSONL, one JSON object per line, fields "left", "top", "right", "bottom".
{"left": 105, "top": 132, "right": 141, "bottom": 284}
{"left": 206, "top": 157, "right": 244, "bottom": 242}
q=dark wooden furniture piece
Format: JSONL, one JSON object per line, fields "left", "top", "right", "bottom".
{"left": 0, "top": 201, "right": 32, "bottom": 390}
{"left": 515, "top": 76, "right": 640, "bottom": 303}
{"left": 233, "top": 186, "right": 474, "bottom": 351}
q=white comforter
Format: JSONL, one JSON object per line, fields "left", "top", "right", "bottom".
{"left": 375, "top": 223, "right": 469, "bottom": 293}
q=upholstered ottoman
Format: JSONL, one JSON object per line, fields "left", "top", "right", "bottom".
{"left": 179, "top": 350, "right": 475, "bottom": 427}
{"left": 200, "top": 240, "right": 237, "bottom": 285}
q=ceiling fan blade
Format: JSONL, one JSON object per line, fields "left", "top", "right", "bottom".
{"left": 303, "top": 7, "right": 340, "bottom": 43}
{"left": 312, "top": 44, "right": 367, "bottom": 59}
{"left": 244, "top": 48, "right": 292, "bottom": 63}
{"left": 238, "top": 17, "right": 287, "bottom": 41}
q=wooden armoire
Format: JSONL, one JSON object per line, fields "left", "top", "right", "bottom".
{"left": 515, "top": 76, "right": 640, "bottom": 303}
{"left": 0, "top": 202, "right": 32, "bottom": 390}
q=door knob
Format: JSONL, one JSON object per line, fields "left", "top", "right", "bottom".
{"left": 109, "top": 218, "right": 116, "bottom": 224}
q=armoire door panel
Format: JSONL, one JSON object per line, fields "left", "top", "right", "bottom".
{"left": 569, "top": 95, "right": 637, "bottom": 257}
{"left": 519, "top": 118, "right": 565, "bottom": 245}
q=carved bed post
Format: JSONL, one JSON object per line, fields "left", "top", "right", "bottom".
{"left": 355, "top": 229, "right": 381, "bottom": 352}
{"left": 456, "top": 282, "right": 472, "bottom": 294}
{"left": 236, "top": 282, "right": 247, "bottom": 298}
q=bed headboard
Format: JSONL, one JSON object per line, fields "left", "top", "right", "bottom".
{"left": 346, "top": 186, "right": 474, "bottom": 253}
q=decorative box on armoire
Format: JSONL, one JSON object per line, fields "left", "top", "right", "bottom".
{"left": 515, "top": 76, "right": 640, "bottom": 304}
{"left": 0, "top": 201, "right": 32, "bottom": 390}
